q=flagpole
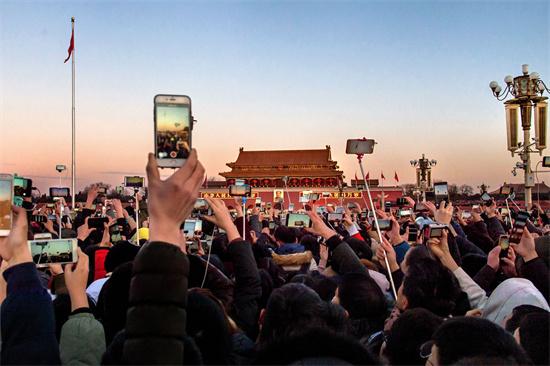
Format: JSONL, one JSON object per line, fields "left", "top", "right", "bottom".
{"left": 71, "top": 17, "right": 76, "bottom": 210}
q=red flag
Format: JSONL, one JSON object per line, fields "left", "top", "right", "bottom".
{"left": 366, "top": 171, "right": 369, "bottom": 180}
{"left": 64, "top": 27, "right": 74, "bottom": 63}
{"left": 394, "top": 171, "right": 399, "bottom": 183}
{"left": 354, "top": 172, "right": 358, "bottom": 184}
{"left": 203, "top": 174, "right": 208, "bottom": 188}
{"left": 381, "top": 171, "right": 385, "bottom": 180}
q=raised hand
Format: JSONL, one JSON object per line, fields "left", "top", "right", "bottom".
{"left": 86, "top": 185, "right": 99, "bottom": 209}
{"left": 64, "top": 248, "right": 89, "bottom": 311}
{"left": 146, "top": 150, "right": 205, "bottom": 248}
{"left": 77, "top": 217, "right": 96, "bottom": 241}
{"left": 510, "top": 228, "right": 538, "bottom": 262}
{"left": 487, "top": 245, "right": 501, "bottom": 271}
{"left": 203, "top": 197, "right": 240, "bottom": 242}
{"left": 0, "top": 206, "right": 32, "bottom": 267}
{"left": 306, "top": 206, "right": 338, "bottom": 240}
{"left": 375, "top": 236, "right": 398, "bottom": 272}
{"left": 434, "top": 201, "right": 453, "bottom": 225}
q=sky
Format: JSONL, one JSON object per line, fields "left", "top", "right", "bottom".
{"left": 1, "top": 0, "right": 549, "bottom": 193}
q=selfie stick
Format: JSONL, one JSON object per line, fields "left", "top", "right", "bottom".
{"left": 504, "top": 197, "right": 514, "bottom": 224}
{"left": 356, "top": 154, "right": 398, "bottom": 299}
{"left": 242, "top": 196, "right": 247, "bottom": 241}
{"left": 58, "top": 201, "right": 63, "bottom": 239}
{"left": 134, "top": 188, "right": 140, "bottom": 244}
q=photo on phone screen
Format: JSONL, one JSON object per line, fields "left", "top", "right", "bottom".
{"left": 29, "top": 238, "right": 77, "bottom": 267}
{"left": 49, "top": 187, "right": 70, "bottom": 198}
{"left": 434, "top": 182, "right": 449, "bottom": 207}
{"left": 154, "top": 95, "right": 192, "bottom": 168}
{"left": 286, "top": 213, "right": 311, "bottom": 228}
{"left": 0, "top": 174, "right": 13, "bottom": 236}
{"left": 125, "top": 176, "right": 144, "bottom": 188}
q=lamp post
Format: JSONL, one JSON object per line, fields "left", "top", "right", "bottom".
{"left": 490, "top": 64, "right": 549, "bottom": 209}
{"left": 410, "top": 154, "right": 437, "bottom": 201}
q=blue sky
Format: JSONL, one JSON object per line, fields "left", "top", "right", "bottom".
{"left": 1, "top": 0, "right": 549, "bottom": 191}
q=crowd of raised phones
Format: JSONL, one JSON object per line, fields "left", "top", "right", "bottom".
{"left": 1, "top": 150, "right": 549, "bottom": 365}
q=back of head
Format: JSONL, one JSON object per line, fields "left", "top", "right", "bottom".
{"left": 104, "top": 240, "right": 139, "bottom": 273}
{"left": 384, "top": 308, "right": 443, "bottom": 366}
{"left": 518, "top": 312, "right": 550, "bottom": 365}
{"left": 504, "top": 304, "right": 549, "bottom": 333}
{"left": 482, "top": 278, "right": 550, "bottom": 326}
{"left": 274, "top": 226, "right": 297, "bottom": 244}
{"left": 258, "top": 283, "right": 327, "bottom": 347}
{"left": 433, "top": 317, "right": 530, "bottom": 366}
{"left": 403, "top": 257, "right": 460, "bottom": 317}
{"left": 338, "top": 273, "right": 387, "bottom": 322}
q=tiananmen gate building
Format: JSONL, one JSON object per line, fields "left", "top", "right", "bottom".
{"left": 199, "top": 146, "right": 403, "bottom": 208}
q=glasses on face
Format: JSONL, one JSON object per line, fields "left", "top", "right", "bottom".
{"left": 420, "top": 340, "right": 435, "bottom": 359}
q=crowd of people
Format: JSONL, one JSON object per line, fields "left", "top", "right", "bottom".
{"left": 1, "top": 149, "right": 549, "bottom": 365}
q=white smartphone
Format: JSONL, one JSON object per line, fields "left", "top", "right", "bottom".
{"left": 0, "top": 174, "right": 13, "bottom": 236}
{"left": 29, "top": 238, "right": 78, "bottom": 267}
{"left": 154, "top": 94, "right": 192, "bottom": 168}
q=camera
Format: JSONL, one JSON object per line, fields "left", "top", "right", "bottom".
{"left": 423, "top": 223, "right": 447, "bottom": 239}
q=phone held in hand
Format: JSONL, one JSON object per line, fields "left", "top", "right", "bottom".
{"left": 125, "top": 176, "right": 144, "bottom": 188}
{"left": 229, "top": 184, "right": 251, "bottom": 197}
{"left": 50, "top": 187, "right": 70, "bottom": 198}
{"left": 434, "top": 182, "right": 449, "bottom": 208}
{"left": 0, "top": 174, "right": 13, "bottom": 236}
{"left": 154, "top": 94, "right": 192, "bottom": 169}
{"left": 510, "top": 210, "right": 530, "bottom": 244}
{"left": 88, "top": 217, "right": 109, "bottom": 229}
{"left": 12, "top": 175, "right": 32, "bottom": 207}
{"left": 377, "top": 219, "right": 392, "bottom": 231}
{"left": 498, "top": 235, "right": 510, "bottom": 258}
{"left": 286, "top": 213, "right": 312, "bottom": 228}
{"left": 28, "top": 238, "right": 78, "bottom": 267}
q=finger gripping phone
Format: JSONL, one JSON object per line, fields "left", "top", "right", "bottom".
{"left": 28, "top": 238, "right": 78, "bottom": 267}
{"left": 510, "top": 210, "right": 530, "bottom": 244}
{"left": 154, "top": 94, "right": 192, "bottom": 168}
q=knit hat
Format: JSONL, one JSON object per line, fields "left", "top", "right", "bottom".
{"left": 104, "top": 240, "right": 140, "bottom": 273}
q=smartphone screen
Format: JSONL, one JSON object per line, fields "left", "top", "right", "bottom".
{"left": 327, "top": 212, "right": 343, "bottom": 221}
{"left": 377, "top": 219, "right": 392, "bottom": 231}
{"left": 154, "top": 95, "right": 192, "bottom": 168}
{"left": 50, "top": 187, "right": 70, "bottom": 198}
{"left": 182, "top": 219, "right": 197, "bottom": 239}
{"left": 29, "top": 238, "right": 77, "bottom": 267}
{"left": 125, "top": 176, "right": 144, "bottom": 188}
{"left": 286, "top": 213, "right": 311, "bottom": 228}
{"left": 0, "top": 175, "right": 13, "bottom": 236}
{"left": 345, "top": 139, "right": 375, "bottom": 155}
{"left": 434, "top": 182, "right": 449, "bottom": 206}
{"left": 229, "top": 184, "right": 251, "bottom": 197}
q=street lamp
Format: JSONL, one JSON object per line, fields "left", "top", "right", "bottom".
{"left": 410, "top": 154, "right": 437, "bottom": 200}
{"left": 489, "top": 64, "right": 548, "bottom": 209}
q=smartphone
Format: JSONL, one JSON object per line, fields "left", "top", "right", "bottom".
{"left": 384, "top": 202, "right": 392, "bottom": 213}
{"left": 434, "top": 182, "right": 449, "bottom": 207}
{"left": 288, "top": 203, "right": 295, "bottom": 212}
{"left": 194, "top": 198, "right": 209, "bottom": 211}
{"left": 481, "top": 192, "right": 493, "bottom": 206}
{"left": 13, "top": 176, "right": 32, "bottom": 207}
{"left": 29, "top": 238, "right": 78, "bottom": 267}
{"left": 125, "top": 176, "right": 144, "bottom": 188}
{"left": 286, "top": 213, "right": 312, "bottom": 228}
{"left": 154, "top": 94, "right": 192, "bottom": 168}
{"left": 500, "top": 185, "right": 511, "bottom": 195}
{"left": 268, "top": 221, "right": 276, "bottom": 230}
{"left": 49, "top": 187, "right": 70, "bottom": 198}
{"left": 299, "top": 196, "right": 309, "bottom": 203}
{"left": 335, "top": 206, "right": 345, "bottom": 214}
{"left": 88, "top": 217, "right": 109, "bottom": 229}
{"left": 229, "top": 184, "right": 251, "bottom": 197}
{"left": 396, "top": 197, "right": 408, "bottom": 206}
{"left": 360, "top": 211, "right": 368, "bottom": 220}
{"left": 316, "top": 206, "right": 327, "bottom": 215}
{"left": 309, "top": 193, "right": 320, "bottom": 201}
{"left": 377, "top": 219, "right": 392, "bottom": 231}
{"left": 498, "top": 235, "right": 510, "bottom": 258}
{"left": 408, "top": 224, "right": 419, "bottom": 242}
{"left": 399, "top": 209, "right": 412, "bottom": 217}
{"left": 31, "top": 214, "right": 47, "bottom": 223}
{"left": 510, "top": 210, "right": 530, "bottom": 244}
{"left": 327, "top": 212, "right": 343, "bottom": 221}
{"left": 182, "top": 219, "right": 201, "bottom": 239}
{"left": 96, "top": 186, "right": 107, "bottom": 195}
{"left": 345, "top": 139, "right": 375, "bottom": 155}
{"left": 255, "top": 197, "right": 262, "bottom": 208}
{"left": 543, "top": 156, "right": 550, "bottom": 168}
{"left": 0, "top": 174, "right": 13, "bottom": 236}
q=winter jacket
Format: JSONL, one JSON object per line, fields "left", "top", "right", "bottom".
{"left": 227, "top": 239, "right": 262, "bottom": 340}
{"left": 60, "top": 312, "right": 106, "bottom": 365}
{"left": 1, "top": 262, "right": 60, "bottom": 365}
{"left": 462, "top": 221, "right": 495, "bottom": 253}
{"left": 122, "top": 241, "right": 189, "bottom": 365}
{"left": 519, "top": 257, "right": 550, "bottom": 303}
{"left": 326, "top": 235, "right": 370, "bottom": 277}
{"left": 484, "top": 216, "right": 506, "bottom": 241}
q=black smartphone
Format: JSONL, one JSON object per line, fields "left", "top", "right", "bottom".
{"left": 510, "top": 211, "right": 530, "bottom": 244}
{"left": 31, "top": 215, "right": 47, "bottom": 223}
{"left": 434, "top": 182, "right": 449, "bottom": 207}
{"left": 396, "top": 197, "right": 407, "bottom": 206}
{"left": 408, "top": 224, "right": 419, "bottom": 242}
{"left": 88, "top": 217, "right": 109, "bottom": 229}
{"left": 499, "top": 235, "right": 510, "bottom": 258}
{"left": 154, "top": 94, "right": 192, "bottom": 169}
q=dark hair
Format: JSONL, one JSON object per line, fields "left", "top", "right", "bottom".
{"left": 518, "top": 312, "right": 550, "bottom": 365}
{"left": 384, "top": 308, "right": 443, "bottom": 365}
{"left": 433, "top": 317, "right": 530, "bottom": 366}
{"left": 258, "top": 283, "right": 330, "bottom": 347}
{"left": 274, "top": 226, "right": 297, "bottom": 244}
{"left": 402, "top": 257, "right": 460, "bottom": 316}
{"left": 345, "top": 238, "right": 373, "bottom": 260}
{"left": 505, "top": 304, "right": 549, "bottom": 333}
{"left": 300, "top": 234, "right": 320, "bottom": 260}
{"left": 338, "top": 273, "right": 386, "bottom": 321}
